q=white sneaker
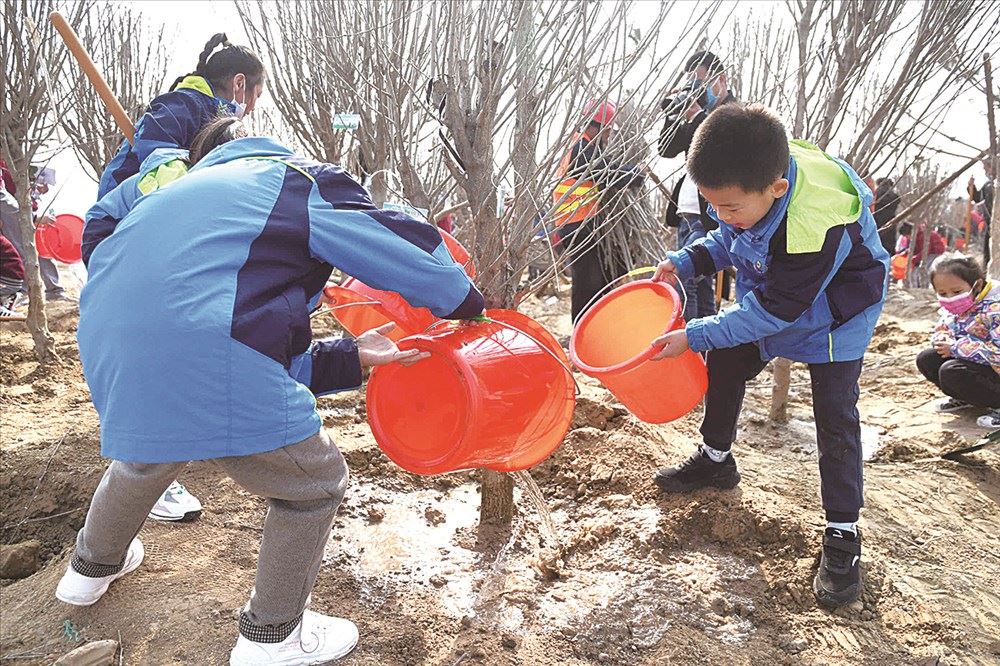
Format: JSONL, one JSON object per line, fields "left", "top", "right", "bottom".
{"left": 0, "top": 292, "right": 25, "bottom": 321}
{"left": 148, "top": 480, "right": 203, "bottom": 521}
{"left": 229, "top": 610, "right": 359, "bottom": 666}
{"left": 934, "top": 397, "right": 972, "bottom": 414}
{"left": 976, "top": 410, "right": 1000, "bottom": 429}
{"left": 56, "top": 538, "right": 144, "bottom": 606}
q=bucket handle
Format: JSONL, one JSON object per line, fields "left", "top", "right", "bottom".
{"left": 310, "top": 300, "right": 383, "bottom": 319}
{"left": 310, "top": 285, "right": 382, "bottom": 319}
{"left": 423, "top": 316, "right": 582, "bottom": 396}
{"left": 570, "top": 266, "right": 688, "bottom": 330}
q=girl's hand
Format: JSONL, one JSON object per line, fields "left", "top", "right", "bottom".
{"left": 934, "top": 339, "right": 953, "bottom": 358}
{"left": 651, "top": 329, "right": 690, "bottom": 360}
{"left": 357, "top": 323, "right": 430, "bottom": 367}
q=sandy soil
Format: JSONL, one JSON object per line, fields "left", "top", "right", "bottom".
{"left": 1, "top": 287, "right": 998, "bottom": 665}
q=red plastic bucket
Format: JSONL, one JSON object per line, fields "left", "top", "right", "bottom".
{"left": 890, "top": 253, "right": 907, "bottom": 281}
{"left": 35, "top": 213, "right": 84, "bottom": 264}
{"left": 325, "top": 229, "right": 475, "bottom": 341}
{"left": 570, "top": 279, "right": 707, "bottom": 423}
{"left": 366, "top": 309, "right": 575, "bottom": 475}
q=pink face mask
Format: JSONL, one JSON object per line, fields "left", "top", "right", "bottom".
{"left": 938, "top": 289, "right": 977, "bottom": 315}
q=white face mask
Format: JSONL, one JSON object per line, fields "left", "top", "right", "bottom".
{"left": 232, "top": 76, "right": 247, "bottom": 118}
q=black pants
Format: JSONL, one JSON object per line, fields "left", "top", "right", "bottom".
{"left": 916, "top": 349, "right": 1000, "bottom": 408}
{"left": 701, "top": 343, "right": 864, "bottom": 523}
{"left": 563, "top": 223, "right": 629, "bottom": 322}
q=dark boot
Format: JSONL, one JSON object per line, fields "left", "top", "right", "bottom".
{"left": 813, "top": 527, "right": 862, "bottom": 608}
{"left": 654, "top": 448, "right": 741, "bottom": 493}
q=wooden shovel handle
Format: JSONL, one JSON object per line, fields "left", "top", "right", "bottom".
{"left": 49, "top": 11, "right": 135, "bottom": 145}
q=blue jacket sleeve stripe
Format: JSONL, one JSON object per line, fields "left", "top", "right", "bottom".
{"left": 289, "top": 338, "right": 363, "bottom": 397}
{"left": 669, "top": 227, "right": 731, "bottom": 281}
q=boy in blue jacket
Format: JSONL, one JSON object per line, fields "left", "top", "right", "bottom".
{"left": 57, "top": 134, "right": 484, "bottom": 665}
{"left": 650, "top": 104, "right": 889, "bottom": 608}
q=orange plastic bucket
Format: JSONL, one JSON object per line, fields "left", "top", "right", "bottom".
{"left": 366, "top": 309, "right": 575, "bottom": 475}
{"left": 325, "top": 229, "right": 475, "bottom": 341}
{"left": 570, "top": 279, "right": 707, "bottom": 423}
{"left": 35, "top": 213, "right": 84, "bottom": 264}
{"left": 890, "top": 253, "right": 907, "bottom": 281}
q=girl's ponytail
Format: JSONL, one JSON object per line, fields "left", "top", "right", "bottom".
{"left": 168, "top": 33, "right": 233, "bottom": 91}
{"left": 195, "top": 33, "right": 229, "bottom": 76}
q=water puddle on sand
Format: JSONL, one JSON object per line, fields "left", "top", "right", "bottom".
{"left": 786, "top": 418, "right": 883, "bottom": 460}
{"left": 533, "top": 543, "right": 758, "bottom": 647}
{"left": 326, "top": 481, "right": 483, "bottom": 615}
{"left": 327, "top": 483, "right": 758, "bottom": 648}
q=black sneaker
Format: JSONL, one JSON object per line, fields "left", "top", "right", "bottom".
{"left": 813, "top": 527, "right": 862, "bottom": 608}
{"left": 653, "top": 448, "right": 741, "bottom": 493}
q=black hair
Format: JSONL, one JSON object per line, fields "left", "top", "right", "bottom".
{"left": 188, "top": 116, "right": 249, "bottom": 164}
{"left": 899, "top": 221, "right": 913, "bottom": 236}
{"left": 687, "top": 103, "right": 789, "bottom": 192}
{"left": 169, "top": 33, "right": 265, "bottom": 94}
{"left": 876, "top": 176, "right": 894, "bottom": 188}
{"left": 685, "top": 50, "right": 725, "bottom": 76}
{"left": 930, "top": 254, "right": 985, "bottom": 289}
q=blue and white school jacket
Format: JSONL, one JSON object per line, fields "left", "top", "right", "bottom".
{"left": 79, "top": 136, "right": 484, "bottom": 463}
{"left": 667, "top": 141, "right": 890, "bottom": 364}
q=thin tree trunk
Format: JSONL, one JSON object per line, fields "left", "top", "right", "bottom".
{"left": 476, "top": 0, "right": 539, "bottom": 533}
{"left": 983, "top": 56, "right": 1000, "bottom": 280}
{"left": 769, "top": 358, "right": 792, "bottom": 423}
{"left": 479, "top": 470, "right": 515, "bottom": 531}
{"left": 2, "top": 135, "right": 59, "bottom": 364}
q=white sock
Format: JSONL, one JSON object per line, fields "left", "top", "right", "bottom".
{"left": 826, "top": 521, "right": 857, "bottom": 535}
{"left": 700, "top": 444, "right": 730, "bottom": 463}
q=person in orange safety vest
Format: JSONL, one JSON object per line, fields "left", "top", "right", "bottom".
{"left": 552, "top": 100, "right": 644, "bottom": 322}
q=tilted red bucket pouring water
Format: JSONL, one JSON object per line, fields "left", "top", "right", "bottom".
{"left": 366, "top": 309, "right": 575, "bottom": 475}
{"left": 570, "top": 279, "right": 707, "bottom": 423}
{"left": 324, "top": 229, "right": 475, "bottom": 342}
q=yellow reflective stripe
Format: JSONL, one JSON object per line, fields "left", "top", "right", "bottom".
{"left": 555, "top": 184, "right": 596, "bottom": 196}
{"left": 556, "top": 199, "right": 587, "bottom": 214}
{"left": 173, "top": 75, "right": 214, "bottom": 98}
{"left": 241, "top": 156, "right": 316, "bottom": 182}
{"left": 828, "top": 333, "right": 834, "bottom": 362}
{"left": 137, "top": 159, "right": 190, "bottom": 195}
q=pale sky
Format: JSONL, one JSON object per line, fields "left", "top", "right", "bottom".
{"left": 39, "top": 0, "right": 994, "bottom": 220}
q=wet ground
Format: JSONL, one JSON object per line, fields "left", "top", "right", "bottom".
{"left": 2, "top": 287, "right": 999, "bottom": 664}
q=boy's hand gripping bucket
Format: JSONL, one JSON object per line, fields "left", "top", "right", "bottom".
{"left": 570, "top": 275, "right": 707, "bottom": 423}
{"left": 324, "top": 229, "right": 476, "bottom": 342}
{"left": 365, "top": 309, "right": 576, "bottom": 475}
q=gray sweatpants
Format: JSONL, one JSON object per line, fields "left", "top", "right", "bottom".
{"left": 72, "top": 430, "right": 348, "bottom": 642}
{"left": 1, "top": 215, "right": 64, "bottom": 298}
